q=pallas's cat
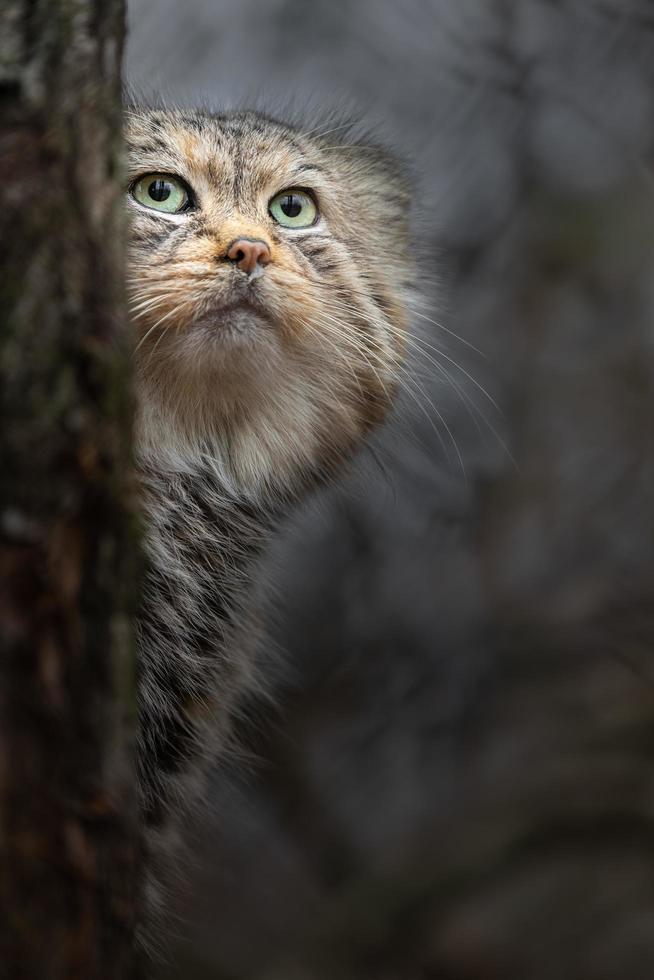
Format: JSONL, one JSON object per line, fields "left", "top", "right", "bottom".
{"left": 125, "top": 106, "right": 411, "bottom": 932}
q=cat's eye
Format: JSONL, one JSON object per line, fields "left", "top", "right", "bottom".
{"left": 131, "top": 173, "right": 191, "bottom": 214}
{"left": 269, "top": 189, "right": 317, "bottom": 228}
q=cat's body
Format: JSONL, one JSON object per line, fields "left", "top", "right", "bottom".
{"left": 125, "top": 106, "right": 412, "bottom": 930}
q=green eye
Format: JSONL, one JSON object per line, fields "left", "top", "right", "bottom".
{"left": 132, "top": 173, "right": 190, "bottom": 214}
{"left": 269, "top": 189, "right": 317, "bottom": 228}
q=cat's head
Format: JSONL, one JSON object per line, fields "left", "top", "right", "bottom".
{"left": 126, "top": 107, "right": 411, "bottom": 497}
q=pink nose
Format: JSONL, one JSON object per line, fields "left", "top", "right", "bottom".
{"left": 226, "top": 238, "right": 271, "bottom": 274}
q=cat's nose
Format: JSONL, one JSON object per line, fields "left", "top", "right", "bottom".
{"left": 226, "top": 238, "right": 271, "bottom": 275}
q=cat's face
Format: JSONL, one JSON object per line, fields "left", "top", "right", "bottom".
{"left": 126, "top": 108, "right": 411, "bottom": 495}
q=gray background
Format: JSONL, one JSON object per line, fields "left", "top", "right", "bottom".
{"left": 127, "top": 4, "right": 654, "bottom": 978}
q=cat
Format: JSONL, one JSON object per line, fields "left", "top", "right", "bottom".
{"left": 125, "top": 105, "right": 413, "bottom": 939}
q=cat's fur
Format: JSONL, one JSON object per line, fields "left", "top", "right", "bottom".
{"left": 125, "top": 106, "right": 412, "bottom": 931}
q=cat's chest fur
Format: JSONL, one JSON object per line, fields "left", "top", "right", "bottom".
{"left": 136, "top": 463, "right": 275, "bottom": 823}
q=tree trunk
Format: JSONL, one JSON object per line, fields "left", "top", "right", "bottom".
{"left": 0, "top": 3, "right": 139, "bottom": 979}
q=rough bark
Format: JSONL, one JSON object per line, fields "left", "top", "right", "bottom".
{"left": 0, "top": 3, "right": 139, "bottom": 979}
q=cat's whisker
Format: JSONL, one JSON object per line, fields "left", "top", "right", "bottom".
{"left": 407, "top": 306, "right": 488, "bottom": 358}
{"left": 145, "top": 323, "right": 174, "bottom": 367}
{"left": 330, "top": 295, "right": 502, "bottom": 416}
{"left": 414, "top": 355, "right": 516, "bottom": 465}
{"left": 319, "top": 145, "right": 386, "bottom": 153}
{"left": 335, "top": 304, "right": 503, "bottom": 455}
{"left": 134, "top": 302, "right": 190, "bottom": 355}
{"left": 134, "top": 319, "right": 165, "bottom": 356}
{"left": 319, "top": 293, "right": 509, "bottom": 471}
{"left": 299, "top": 122, "right": 353, "bottom": 140}
{"left": 129, "top": 297, "right": 173, "bottom": 320}
{"left": 404, "top": 329, "right": 501, "bottom": 413}
{"left": 311, "top": 309, "right": 466, "bottom": 476}
{"left": 302, "top": 269, "right": 488, "bottom": 358}
{"left": 300, "top": 318, "right": 368, "bottom": 401}
{"left": 308, "top": 310, "right": 394, "bottom": 390}
{"left": 376, "top": 325, "right": 514, "bottom": 464}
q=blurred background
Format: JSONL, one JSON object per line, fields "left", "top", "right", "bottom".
{"left": 127, "top": 3, "right": 654, "bottom": 978}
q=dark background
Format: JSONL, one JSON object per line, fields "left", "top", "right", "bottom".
{"left": 127, "top": 3, "right": 654, "bottom": 978}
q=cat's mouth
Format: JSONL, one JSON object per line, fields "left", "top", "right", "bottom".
{"left": 192, "top": 299, "right": 273, "bottom": 339}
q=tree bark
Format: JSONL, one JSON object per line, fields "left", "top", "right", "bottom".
{"left": 0, "top": 3, "right": 139, "bottom": 979}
